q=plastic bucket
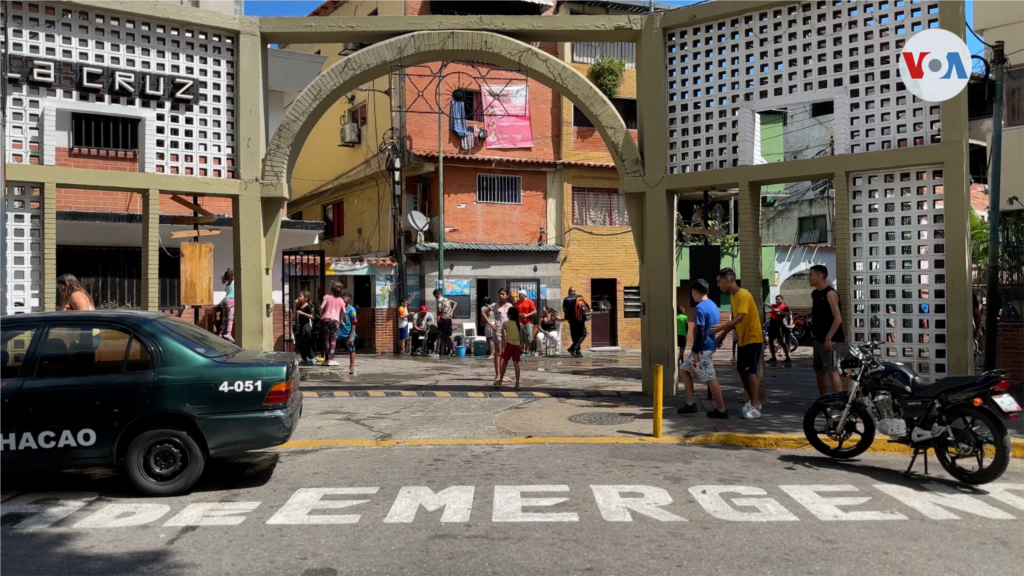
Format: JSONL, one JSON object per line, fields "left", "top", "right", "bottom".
{"left": 455, "top": 346, "right": 467, "bottom": 358}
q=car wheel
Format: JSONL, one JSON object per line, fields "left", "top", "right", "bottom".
{"left": 125, "top": 426, "right": 205, "bottom": 496}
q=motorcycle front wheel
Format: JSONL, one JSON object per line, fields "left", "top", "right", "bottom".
{"left": 933, "top": 406, "right": 1011, "bottom": 485}
{"left": 792, "top": 326, "right": 806, "bottom": 340}
{"left": 803, "top": 398, "right": 876, "bottom": 459}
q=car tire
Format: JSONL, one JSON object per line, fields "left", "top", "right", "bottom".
{"left": 125, "top": 426, "right": 205, "bottom": 496}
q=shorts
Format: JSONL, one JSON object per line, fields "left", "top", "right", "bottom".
{"left": 399, "top": 326, "right": 409, "bottom": 340}
{"left": 438, "top": 318, "right": 453, "bottom": 337}
{"left": 521, "top": 323, "right": 534, "bottom": 342}
{"left": 813, "top": 340, "right": 844, "bottom": 372}
{"left": 337, "top": 333, "right": 356, "bottom": 353}
{"left": 682, "top": 350, "right": 716, "bottom": 382}
{"left": 501, "top": 343, "right": 522, "bottom": 363}
{"left": 677, "top": 335, "right": 687, "bottom": 349}
{"left": 736, "top": 343, "right": 761, "bottom": 375}
{"left": 768, "top": 322, "right": 789, "bottom": 341}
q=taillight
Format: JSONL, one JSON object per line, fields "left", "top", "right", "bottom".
{"left": 993, "top": 379, "right": 1011, "bottom": 392}
{"left": 264, "top": 381, "right": 294, "bottom": 405}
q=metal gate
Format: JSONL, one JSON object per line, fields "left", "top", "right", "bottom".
{"left": 506, "top": 278, "right": 542, "bottom": 315}
{"left": 282, "top": 250, "right": 325, "bottom": 353}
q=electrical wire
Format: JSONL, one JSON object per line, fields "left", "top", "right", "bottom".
{"left": 967, "top": 22, "right": 995, "bottom": 50}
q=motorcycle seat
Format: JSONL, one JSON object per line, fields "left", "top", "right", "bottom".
{"left": 912, "top": 375, "right": 984, "bottom": 398}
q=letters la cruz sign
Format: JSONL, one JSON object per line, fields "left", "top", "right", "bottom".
{"left": 5, "top": 55, "right": 199, "bottom": 103}
{"left": 898, "top": 29, "right": 971, "bottom": 103}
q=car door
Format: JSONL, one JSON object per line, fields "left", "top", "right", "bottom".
{"left": 18, "top": 322, "right": 154, "bottom": 462}
{"left": 1, "top": 323, "right": 42, "bottom": 463}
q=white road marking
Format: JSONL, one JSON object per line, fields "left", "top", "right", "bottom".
{"left": 590, "top": 485, "right": 685, "bottom": 522}
{"left": 164, "top": 502, "right": 261, "bottom": 526}
{"left": 0, "top": 492, "right": 98, "bottom": 531}
{"left": 873, "top": 484, "right": 1017, "bottom": 520}
{"left": 984, "top": 483, "right": 1024, "bottom": 511}
{"left": 689, "top": 485, "right": 799, "bottom": 522}
{"left": 492, "top": 485, "right": 579, "bottom": 523}
{"left": 779, "top": 485, "right": 908, "bottom": 521}
{"left": 74, "top": 503, "right": 171, "bottom": 528}
{"left": 265, "top": 488, "right": 378, "bottom": 525}
{"left": 383, "top": 486, "right": 475, "bottom": 523}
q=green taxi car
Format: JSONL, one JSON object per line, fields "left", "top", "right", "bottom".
{"left": 1, "top": 311, "right": 302, "bottom": 496}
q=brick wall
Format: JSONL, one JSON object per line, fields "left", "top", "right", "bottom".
{"left": 55, "top": 147, "right": 138, "bottom": 172}
{"left": 405, "top": 0, "right": 430, "bottom": 15}
{"left": 428, "top": 166, "right": 547, "bottom": 245}
{"left": 996, "top": 322, "right": 1024, "bottom": 384}
{"left": 969, "top": 183, "right": 989, "bottom": 213}
{"left": 355, "top": 307, "right": 399, "bottom": 354}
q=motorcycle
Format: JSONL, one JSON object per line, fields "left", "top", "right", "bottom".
{"left": 802, "top": 341, "right": 1020, "bottom": 484}
{"left": 791, "top": 314, "right": 813, "bottom": 341}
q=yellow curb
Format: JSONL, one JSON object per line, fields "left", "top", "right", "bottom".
{"left": 367, "top": 391, "right": 386, "bottom": 397}
{"left": 301, "top": 391, "right": 318, "bottom": 398}
{"left": 400, "top": 391, "right": 418, "bottom": 397}
{"left": 531, "top": 391, "right": 551, "bottom": 397}
{"left": 332, "top": 391, "right": 350, "bottom": 397}
{"left": 500, "top": 391, "right": 519, "bottom": 398}
{"left": 434, "top": 391, "right": 452, "bottom": 398}
{"left": 467, "top": 392, "right": 485, "bottom": 398}
{"left": 278, "top": 433, "right": 1024, "bottom": 457}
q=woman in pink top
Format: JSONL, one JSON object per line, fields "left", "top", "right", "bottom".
{"left": 320, "top": 281, "right": 346, "bottom": 366}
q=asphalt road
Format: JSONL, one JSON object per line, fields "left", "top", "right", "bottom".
{"left": 3, "top": 442, "right": 1022, "bottom": 576}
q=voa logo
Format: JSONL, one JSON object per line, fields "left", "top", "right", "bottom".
{"left": 898, "top": 29, "right": 971, "bottom": 102}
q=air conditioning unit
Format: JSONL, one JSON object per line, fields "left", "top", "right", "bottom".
{"left": 341, "top": 122, "right": 361, "bottom": 146}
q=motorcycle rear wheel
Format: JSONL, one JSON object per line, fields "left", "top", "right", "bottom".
{"left": 803, "top": 398, "right": 876, "bottom": 459}
{"left": 933, "top": 406, "right": 1010, "bottom": 485}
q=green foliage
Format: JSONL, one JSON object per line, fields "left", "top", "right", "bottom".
{"left": 589, "top": 56, "right": 626, "bottom": 99}
{"left": 970, "top": 208, "right": 989, "bottom": 272}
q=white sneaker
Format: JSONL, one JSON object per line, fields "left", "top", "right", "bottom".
{"left": 740, "top": 401, "right": 752, "bottom": 413}
{"left": 327, "top": 360, "right": 340, "bottom": 366}
{"left": 348, "top": 368, "right": 356, "bottom": 375}
{"left": 741, "top": 406, "right": 761, "bottom": 418}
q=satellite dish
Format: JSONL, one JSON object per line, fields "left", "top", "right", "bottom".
{"left": 407, "top": 211, "right": 430, "bottom": 232}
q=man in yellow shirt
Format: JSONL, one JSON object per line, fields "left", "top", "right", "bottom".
{"left": 710, "top": 268, "right": 765, "bottom": 419}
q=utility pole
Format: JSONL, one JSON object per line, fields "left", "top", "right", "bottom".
{"left": 436, "top": 62, "right": 448, "bottom": 287}
{"left": 983, "top": 41, "right": 1006, "bottom": 371}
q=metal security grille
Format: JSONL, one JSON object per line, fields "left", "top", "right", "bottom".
{"left": 55, "top": 245, "right": 181, "bottom": 309}
{"left": 623, "top": 286, "right": 641, "bottom": 318}
{"left": 797, "top": 215, "right": 828, "bottom": 244}
{"left": 572, "top": 188, "right": 630, "bottom": 227}
{"left": 71, "top": 113, "right": 140, "bottom": 152}
{"left": 282, "top": 251, "right": 326, "bottom": 353}
{"left": 477, "top": 174, "right": 522, "bottom": 205}
{"left": 572, "top": 42, "right": 636, "bottom": 69}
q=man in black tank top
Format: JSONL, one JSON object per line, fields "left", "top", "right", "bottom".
{"left": 809, "top": 265, "right": 846, "bottom": 395}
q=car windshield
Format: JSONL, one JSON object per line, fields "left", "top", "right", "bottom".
{"left": 158, "top": 317, "right": 242, "bottom": 359}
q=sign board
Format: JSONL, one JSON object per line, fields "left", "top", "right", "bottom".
{"left": 180, "top": 243, "right": 214, "bottom": 306}
{"left": 5, "top": 55, "right": 199, "bottom": 102}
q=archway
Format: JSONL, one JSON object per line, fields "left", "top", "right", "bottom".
{"left": 261, "top": 30, "right": 644, "bottom": 197}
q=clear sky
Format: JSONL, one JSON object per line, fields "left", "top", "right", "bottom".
{"left": 244, "top": 0, "right": 985, "bottom": 55}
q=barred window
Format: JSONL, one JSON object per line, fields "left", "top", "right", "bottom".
{"left": 476, "top": 174, "right": 522, "bottom": 204}
{"left": 572, "top": 188, "right": 630, "bottom": 227}
{"left": 71, "top": 113, "right": 139, "bottom": 152}
{"left": 797, "top": 214, "right": 829, "bottom": 244}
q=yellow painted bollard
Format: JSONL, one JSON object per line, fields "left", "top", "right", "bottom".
{"left": 653, "top": 364, "right": 663, "bottom": 438}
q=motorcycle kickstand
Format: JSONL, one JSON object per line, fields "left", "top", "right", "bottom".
{"left": 903, "top": 448, "right": 930, "bottom": 478}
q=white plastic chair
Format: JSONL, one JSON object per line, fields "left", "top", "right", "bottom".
{"left": 538, "top": 330, "right": 561, "bottom": 356}
{"left": 462, "top": 322, "right": 477, "bottom": 340}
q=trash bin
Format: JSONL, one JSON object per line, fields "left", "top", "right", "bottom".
{"left": 473, "top": 339, "right": 489, "bottom": 357}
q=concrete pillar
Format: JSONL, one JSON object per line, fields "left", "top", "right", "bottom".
{"left": 738, "top": 180, "right": 766, "bottom": 402}
{"left": 546, "top": 168, "right": 565, "bottom": 246}
{"left": 262, "top": 197, "right": 286, "bottom": 350}
{"left": 638, "top": 190, "right": 678, "bottom": 397}
{"left": 233, "top": 194, "right": 267, "bottom": 350}
{"left": 42, "top": 182, "right": 57, "bottom": 312}
{"left": 141, "top": 189, "right": 161, "bottom": 311}
{"left": 833, "top": 173, "right": 852, "bottom": 332}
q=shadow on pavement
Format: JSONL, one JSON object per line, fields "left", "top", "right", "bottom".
{"left": 1, "top": 530, "right": 184, "bottom": 576}
{"left": 776, "top": 453, "right": 997, "bottom": 492}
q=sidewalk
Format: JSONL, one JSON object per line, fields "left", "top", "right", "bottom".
{"left": 300, "top": 348, "right": 1024, "bottom": 442}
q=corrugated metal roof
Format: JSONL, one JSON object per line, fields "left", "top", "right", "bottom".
{"left": 411, "top": 150, "right": 616, "bottom": 170}
{"left": 414, "top": 243, "right": 562, "bottom": 252}
{"left": 571, "top": 0, "right": 679, "bottom": 14}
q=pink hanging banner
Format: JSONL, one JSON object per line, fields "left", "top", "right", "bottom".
{"left": 482, "top": 84, "right": 533, "bottom": 149}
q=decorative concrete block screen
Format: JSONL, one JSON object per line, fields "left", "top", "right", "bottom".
{"left": 3, "top": 183, "right": 43, "bottom": 315}
{"left": 848, "top": 166, "right": 947, "bottom": 376}
{"left": 2, "top": 1, "right": 237, "bottom": 177}
{"left": 664, "top": 0, "right": 942, "bottom": 174}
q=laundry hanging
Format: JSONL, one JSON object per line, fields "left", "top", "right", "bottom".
{"left": 449, "top": 94, "right": 467, "bottom": 137}
{"left": 461, "top": 128, "right": 476, "bottom": 150}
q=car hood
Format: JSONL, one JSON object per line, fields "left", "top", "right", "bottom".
{"left": 216, "top": 350, "right": 295, "bottom": 366}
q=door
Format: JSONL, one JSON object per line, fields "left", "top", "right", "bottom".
{"left": 1, "top": 324, "right": 41, "bottom": 463}
{"left": 590, "top": 278, "right": 618, "bottom": 348}
{"left": 282, "top": 250, "right": 325, "bottom": 353}
{"left": 18, "top": 323, "right": 154, "bottom": 461}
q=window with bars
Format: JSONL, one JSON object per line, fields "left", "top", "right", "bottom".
{"left": 323, "top": 202, "right": 344, "bottom": 239}
{"left": 71, "top": 113, "right": 140, "bottom": 152}
{"left": 572, "top": 188, "right": 630, "bottom": 227}
{"left": 476, "top": 174, "right": 522, "bottom": 205}
{"left": 623, "top": 286, "right": 642, "bottom": 318}
{"left": 797, "top": 215, "right": 829, "bottom": 244}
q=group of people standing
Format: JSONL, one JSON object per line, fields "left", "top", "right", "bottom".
{"left": 675, "top": 265, "right": 846, "bottom": 420}
{"left": 292, "top": 282, "right": 358, "bottom": 374}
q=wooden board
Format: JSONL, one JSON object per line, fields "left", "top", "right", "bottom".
{"left": 180, "top": 242, "right": 215, "bottom": 306}
{"left": 170, "top": 229, "right": 221, "bottom": 239}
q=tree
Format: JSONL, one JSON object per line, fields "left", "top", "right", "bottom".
{"left": 970, "top": 208, "right": 989, "bottom": 278}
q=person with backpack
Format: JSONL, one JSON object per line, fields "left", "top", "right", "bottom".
{"left": 562, "top": 287, "right": 590, "bottom": 358}
{"left": 497, "top": 306, "right": 524, "bottom": 390}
